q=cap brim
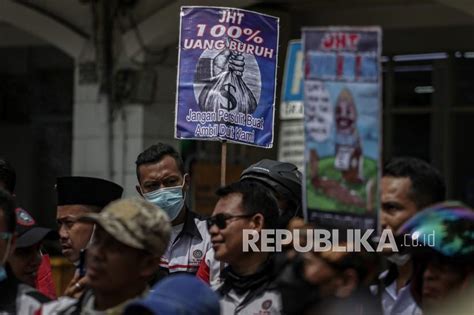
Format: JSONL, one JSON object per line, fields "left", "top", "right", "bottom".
{"left": 16, "top": 227, "right": 59, "bottom": 248}
{"left": 77, "top": 214, "right": 145, "bottom": 251}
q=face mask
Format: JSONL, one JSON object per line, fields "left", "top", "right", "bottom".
{"left": 143, "top": 175, "right": 187, "bottom": 221}
{"left": 0, "top": 236, "right": 12, "bottom": 282}
{"left": 387, "top": 253, "right": 411, "bottom": 266}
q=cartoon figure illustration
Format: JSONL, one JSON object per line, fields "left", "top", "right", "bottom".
{"left": 334, "top": 88, "right": 363, "bottom": 183}
{"left": 310, "top": 148, "right": 365, "bottom": 208}
{"left": 196, "top": 44, "right": 258, "bottom": 115}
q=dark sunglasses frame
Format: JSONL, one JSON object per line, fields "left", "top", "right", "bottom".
{"left": 206, "top": 213, "right": 255, "bottom": 230}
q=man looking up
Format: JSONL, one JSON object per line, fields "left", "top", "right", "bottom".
{"left": 380, "top": 157, "right": 446, "bottom": 315}
{"left": 136, "top": 143, "right": 210, "bottom": 275}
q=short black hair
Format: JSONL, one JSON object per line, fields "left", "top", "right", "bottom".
{"left": 216, "top": 181, "right": 278, "bottom": 229}
{"left": 135, "top": 143, "right": 185, "bottom": 183}
{"left": 0, "top": 159, "right": 16, "bottom": 194}
{"left": 383, "top": 157, "right": 446, "bottom": 210}
{"left": 0, "top": 188, "right": 16, "bottom": 233}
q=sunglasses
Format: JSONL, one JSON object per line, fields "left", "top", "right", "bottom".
{"left": 206, "top": 213, "right": 255, "bottom": 230}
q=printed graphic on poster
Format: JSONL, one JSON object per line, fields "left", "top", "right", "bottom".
{"left": 281, "top": 40, "right": 304, "bottom": 120}
{"left": 175, "top": 6, "right": 279, "bottom": 148}
{"left": 303, "top": 27, "right": 382, "bottom": 231}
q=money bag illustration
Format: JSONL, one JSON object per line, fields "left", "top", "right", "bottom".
{"left": 199, "top": 48, "right": 257, "bottom": 115}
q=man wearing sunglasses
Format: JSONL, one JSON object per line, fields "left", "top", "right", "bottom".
{"left": 208, "top": 180, "right": 281, "bottom": 314}
{"left": 0, "top": 189, "right": 50, "bottom": 314}
{"left": 135, "top": 143, "right": 211, "bottom": 276}
{"left": 197, "top": 159, "right": 302, "bottom": 288}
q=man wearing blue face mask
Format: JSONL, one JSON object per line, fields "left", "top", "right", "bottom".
{"left": 135, "top": 143, "right": 211, "bottom": 277}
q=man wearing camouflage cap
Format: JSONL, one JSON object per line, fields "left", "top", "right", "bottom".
{"left": 38, "top": 197, "right": 171, "bottom": 315}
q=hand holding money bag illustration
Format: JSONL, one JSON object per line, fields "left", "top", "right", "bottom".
{"left": 199, "top": 45, "right": 258, "bottom": 114}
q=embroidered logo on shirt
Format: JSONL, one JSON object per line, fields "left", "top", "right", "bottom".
{"left": 262, "top": 299, "right": 272, "bottom": 310}
{"left": 193, "top": 249, "right": 203, "bottom": 259}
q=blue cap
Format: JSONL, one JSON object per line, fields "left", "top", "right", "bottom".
{"left": 124, "top": 274, "right": 220, "bottom": 315}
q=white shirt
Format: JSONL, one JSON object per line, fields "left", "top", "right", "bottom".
{"left": 159, "top": 211, "right": 211, "bottom": 274}
{"left": 378, "top": 270, "right": 422, "bottom": 315}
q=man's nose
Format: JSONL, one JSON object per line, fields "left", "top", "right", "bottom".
{"left": 58, "top": 225, "right": 68, "bottom": 239}
{"left": 208, "top": 224, "right": 219, "bottom": 235}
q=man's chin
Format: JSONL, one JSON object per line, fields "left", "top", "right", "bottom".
{"left": 61, "top": 249, "right": 78, "bottom": 263}
{"left": 213, "top": 248, "right": 228, "bottom": 263}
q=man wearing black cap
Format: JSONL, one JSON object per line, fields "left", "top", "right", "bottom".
{"left": 0, "top": 189, "right": 51, "bottom": 314}
{"left": 8, "top": 208, "right": 58, "bottom": 289}
{"left": 56, "top": 176, "right": 123, "bottom": 266}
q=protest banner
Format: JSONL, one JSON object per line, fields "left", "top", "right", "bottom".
{"left": 280, "top": 40, "right": 304, "bottom": 120}
{"left": 302, "top": 27, "right": 382, "bottom": 231}
{"left": 278, "top": 40, "right": 304, "bottom": 170}
{"left": 175, "top": 6, "right": 279, "bottom": 149}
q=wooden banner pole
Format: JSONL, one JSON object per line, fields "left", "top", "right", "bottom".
{"left": 220, "top": 141, "right": 227, "bottom": 187}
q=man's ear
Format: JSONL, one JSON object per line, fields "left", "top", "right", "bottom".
{"left": 334, "top": 268, "right": 358, "bottom": 298}
{"left": 250, "top": 213, "right": 265, "bottom": 232}
{"left": 136, "top": 185, "right": 143, "bottom": 197}
{"left": 139, "top": 254, "right": 161, "bottom": 278}
{"left": 183, "top": 173, "right": 190, "bottom": 191}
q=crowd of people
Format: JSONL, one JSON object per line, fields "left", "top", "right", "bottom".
{"left": 0, "top": 143, "right": 472, "bottom": 314}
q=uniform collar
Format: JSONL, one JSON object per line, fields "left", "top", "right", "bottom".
{"left": 177, "top": 208, "right": 202, "bottom": 241}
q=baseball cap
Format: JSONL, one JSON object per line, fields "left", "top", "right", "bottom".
{"left": 15, "top": 208, "right": 58, "bottom": 248}
{"left": 77, "top": 197, "right": 171, "bottom": 255}
{"left": 123, "top": 274, "right": 220, "bottom": 315}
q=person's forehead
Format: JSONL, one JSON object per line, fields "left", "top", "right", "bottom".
{"left": 57, "top": 204, "right": 93, "bottom": 218}
{"left": 139, "top": 156, "right": 182, "bottom": 179}
{"left": 213, "top": 193, "right": 244, "bottom": 214}
{"left": 382, "top": 176, "right": 412, "bottom": 197}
